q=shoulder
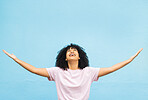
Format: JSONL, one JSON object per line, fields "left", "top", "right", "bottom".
{"left": 81, "top": 66, "right": 94, "bottom": 71}
{"left": 46, "top": 67, "right": 61, "bottom": 72}
{"left": 84, "top": 66, "right": 100, "bottom": 71}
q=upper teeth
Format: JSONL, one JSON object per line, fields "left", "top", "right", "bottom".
{"left": 70, "top": 54, "right": 75, "bottom": 56}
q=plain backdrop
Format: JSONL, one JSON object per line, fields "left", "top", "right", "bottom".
{"left": 0, "top": 0, "right": 148, "bottom": 100}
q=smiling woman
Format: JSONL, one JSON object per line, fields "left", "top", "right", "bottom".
{"left": 2, "top": 43, "right": 143, "bottom": 100}
{"left": 56, "top": 43, "right": 89, "bottom": 70}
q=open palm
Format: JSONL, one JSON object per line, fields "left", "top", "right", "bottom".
{"left": 2, "top": 50, "right": 17, "bottom": 60}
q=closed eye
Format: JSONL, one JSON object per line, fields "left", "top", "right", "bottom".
{"left": 67, "top": 48, "right": 77, "bottom": 52}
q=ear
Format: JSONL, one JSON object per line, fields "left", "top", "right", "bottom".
{"left": 65, "top": 59, "right": 67, "bottom": 61}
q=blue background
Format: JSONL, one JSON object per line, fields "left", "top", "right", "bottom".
{"left": 0, "top": 0, "right": 148, "bottom": 100}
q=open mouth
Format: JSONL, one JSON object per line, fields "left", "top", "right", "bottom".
{"left": 69, "top": 53, "right": 76, "bottom": 57}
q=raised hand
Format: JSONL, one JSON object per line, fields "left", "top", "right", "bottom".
{"left": 2, "top": 50, "right": 17, "bottom": 60}
{"left": 129, "top": 48, "right": 143, "bottom": 61}
{"left": 98, "top": 48, "right": 143, "bottom": 77}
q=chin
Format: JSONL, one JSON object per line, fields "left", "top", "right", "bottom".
{"left": 68, "top": 59, "right": 79, "bottom": 61}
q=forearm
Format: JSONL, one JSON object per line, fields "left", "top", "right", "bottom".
{"left": 13, "top": 58, "right": 37, "bottom": 74}
{"left": 110, "top": 59, "right": 132, "bottom": 72}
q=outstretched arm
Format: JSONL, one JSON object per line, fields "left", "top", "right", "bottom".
{"left": 98, "top": 48, "right": 143, "bottom": 77}
{"left": 2, "top": 50, "right": 49, "bottom": 77}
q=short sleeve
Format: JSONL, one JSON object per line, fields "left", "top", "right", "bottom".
{"left": 46, "top": 67, "right": 59, "bottom": 81}
{"left": 88, "top": 67, "right": 100, "bottom": 82}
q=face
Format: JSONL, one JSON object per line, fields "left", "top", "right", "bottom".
{"left": 66, "top": 47, "right": 80, "bottom": 61}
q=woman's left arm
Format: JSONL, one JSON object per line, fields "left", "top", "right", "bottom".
{"left": 98, "top": 48, "right": 143, "bottom": 77}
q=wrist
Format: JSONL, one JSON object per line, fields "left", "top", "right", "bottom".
{"left": 128, "top": 58, "right": 133, "bottom": 62}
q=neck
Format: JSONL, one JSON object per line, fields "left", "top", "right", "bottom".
{"left": 67, "top": 60, "right": 79, "bottom": 70}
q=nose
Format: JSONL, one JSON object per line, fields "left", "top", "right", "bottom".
{"left": 70, "top": 50, "right": 74, "bottom": 53}
{"left": 69, "top": 49, "right": 74, "bottom": 53}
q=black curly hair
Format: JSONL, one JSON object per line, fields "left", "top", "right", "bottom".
{"left": 55, "top": 43, "right": 89, "bottom": 70}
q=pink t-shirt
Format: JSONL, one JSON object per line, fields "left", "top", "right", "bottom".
{"left": 46, "top": 66, "right": 100, "bottom": 100}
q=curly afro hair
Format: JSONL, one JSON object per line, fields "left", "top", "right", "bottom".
{"left": 55, "top": 43, "right": 89, "bottom": 70}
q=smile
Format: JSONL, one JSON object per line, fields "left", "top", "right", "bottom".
{"left": 69, "top": 54, "right": 76, "bottom": 57}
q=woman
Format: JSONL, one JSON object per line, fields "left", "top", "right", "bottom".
{"left": 2, "top": 43, "right": 143, "bottom": 100}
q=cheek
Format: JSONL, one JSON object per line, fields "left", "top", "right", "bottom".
{"left": 66, "top": 53, "right": 69, "bottom": 58}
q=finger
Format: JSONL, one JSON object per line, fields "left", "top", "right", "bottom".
{"left": 3, "top": 50, "right": 11, "bottom": 56}
{"left": 139, "top": 48, "right": 143, "bottom": 52}
{"left": 3, "top": 50, "right": 8, "bottom": 54}
{"left": 134, "top": 48, "right": 143, "bottom": 58}
{"left": 137, "top": 48, "right": 143, "bottom": 54}
{"left": 2, "top": 49, "right": 5, "bottom": 53}
{"left": 130, "top": 48, "right": 143, "bottom": 60}
{"left": 2, "top": 50, "right": 7, "bottom": 54}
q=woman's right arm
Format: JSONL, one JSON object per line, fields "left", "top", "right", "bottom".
{"left": 2, "top": 50, "right": 49, "bottom": 77}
